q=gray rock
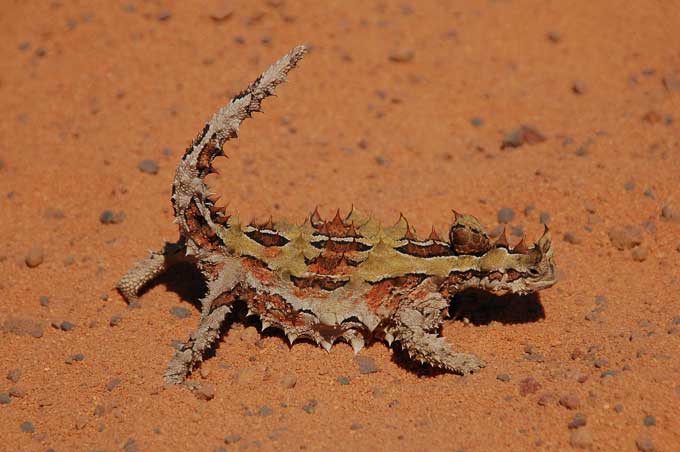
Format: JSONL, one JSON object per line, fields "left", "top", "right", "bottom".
{"left": 354, "top": 355, "right": 379, "bottom": 374}
{"left": 138, "top": 159, "right": 160, "bottom": 174}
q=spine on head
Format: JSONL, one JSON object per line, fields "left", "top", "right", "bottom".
{"left": 171, "top": 45, "right": 308, "bottom": 253}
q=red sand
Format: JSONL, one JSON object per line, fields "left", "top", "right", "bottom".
{"left": 1, "top": 1, "right": 679, "bottom": 450}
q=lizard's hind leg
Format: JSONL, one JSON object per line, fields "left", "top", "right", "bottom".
{"left": 164, "top": 304, "right": 232, "bottom": 384}
{"left": 164, "top": 262, "right": 244, "bottom": 384}
{"left": 116, "top": 241, "right": 189, "bottom": 303}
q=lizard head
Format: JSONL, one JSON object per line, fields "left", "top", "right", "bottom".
{"left": 448, "top": 213, "right": 557, "bottom": 295}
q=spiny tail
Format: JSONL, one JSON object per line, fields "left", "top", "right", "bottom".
{"left": 171, "top": 45, "right": 309, "bottom": 254}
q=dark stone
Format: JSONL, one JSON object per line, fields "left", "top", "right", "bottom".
{"left": 497, "top": 207, "right": 515, "bottom": 223}
{"left": 138, "top": 159, "right": 160, "bottom": 174}
{"left": 501, "top": 125, "right": 546, "bottom": 149}
{"left": 354, "top": 355, "right": 379, "bottom": 374}
{"left": 106, "top": 378, "right": 121, "bottom": 391}
{"left": 302, "top": 399, "right": 318, "bottom": 414}
{"left": 60, "top": 321, "right": 75, "bottom": 331}
{"left": 99, "top": 210, "right": 126, "bottom": 224}
{"left": 169, "top": 306, "right": 191, "bottom": 319}
{"left": 20, "top": 421, "right": 35, "bottom": 433}
{"left": 568, "top": 413, "right": 587, "bottom": 429}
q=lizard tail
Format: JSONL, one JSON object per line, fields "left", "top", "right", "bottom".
{"left": 171, "top": 45, "right": 309, "bottom": 255}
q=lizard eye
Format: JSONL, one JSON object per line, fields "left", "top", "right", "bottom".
{"left": 527, "top": 267, "right": 540, "bottom": 276}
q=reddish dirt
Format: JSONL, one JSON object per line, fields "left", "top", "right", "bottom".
{"left": 2, "top": 1, "right": 679, "bottom": 451}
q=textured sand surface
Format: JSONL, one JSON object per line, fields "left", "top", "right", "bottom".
{"left": 1, "top": 1, "right": 679, "bottom": 451}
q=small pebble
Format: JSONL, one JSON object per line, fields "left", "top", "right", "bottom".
{"left": 388, "top": 48, "right": 414, "bottom": 63}
{"left": 660, "top": 204, "right": 675, "bottom": 221}
{"left": 518, "top": 377, "right": 541, "bottom": 396}
{"left": 0, "top": 393, "right": 11, "bottom": 404}
{"left": 75, "top": 416, "right": 88, "bottom": 430}
{"left": 469, "top": 117, "right": 484, "bottom": 127}
{"left": 20, "top": 421, "right": 35, "bottom": 433}
{"left": 210, "top": 4, "right": 234, "bottom": 21}
{"left": 106, "top": 378, "right": 121, "bottom": 391}
{"left": 568, "top": 413, "right": 587, "bottom": 429}
{"left": 110, "top": 315, "right": 123, "bottom": 327}
{"left": 563, "top": 232, "right": 580, "bottom": 244}
{"left": 350, "top": 422, "right": 364, "bottom": 431}
{"left": 643, "top": 415, "right": 656, "bottom": 427}
{"left": 572, "top": 81, "right": 587, "bottom": 95}
{"left": 497, "top": 207, "right": 515, "bottom": 223}
{"left": 559, "top": 393, "right": 581, "bottom": 410}
{"left": 7, "top": 368, "right": 22, "bottom": 383}
{"left": 539, "top": 212, "right": 551, "bottom": 225}
{"left": 593, "top": 358, "right": 608, "bottom": 368}
{"left": 569, "top": 427, "right": 593, "bottom": 449}
{"left": 194, "top": 384, "right": 215, "bottom": 401}
{"left": 123, "top": 438, "right": 139, "bottom": 452}
{"left": 496, "top": 374, "right": 511, "bottom": 382}
{"left": 642, "top": 111, "right": 662, "bottom": 124}
{"left": 624, "top": 180, "right": 636, "bottom": 191}
{"left": 156, "top": 11, "right": 172, "bottom": 21}
{"left": 25, "top": 247, "right": 45, "bottom": 268}
{"left": 302, "top": 399, "right": 318, "bottom": 414}
{"left": 99, "top": 210, "right": 126, "bottom": 224}
{"left": 280, "top": 373, "right": 297, "bottom": 389}
{"left": 169, "top": 306, "right": 191, "bottom": 319}
{"left": 537, "top": 393, "right": 555, "bottom": 406}
{"left": 257, "top": 405, "right": 273, "bottom": 416}
{"left": 138, "top": 159, "right": 160, "bottom": 174}
{"left": 500, "top": 125, "right": 546, "bottom": 149}
{"left": 608, "top": 225, "right": 643, "bottom": 250}
{"left": 337, "top": 376, "right": 351, "bottom": 385}
{"left": 614, "top": 404, "right": 624, "bottom": 413}
{"left": 39, "top": 295, "right": 50, "bottom": 307}
{"left": 60, "top": 321, "right": 75, "bottom": 331}
{"left": 224, "top": 434, "right": 241, "bottom": 444}
{"left": 631, "top": 247, "right": 648, "bottom": 262}
{"left": 636, "top": 435, "right": 655, "bottom": 452}
{"left": 9, "top": 386, "right": 27, "bottom": 398}
{"left": 547, "top": 31, "right": 561, "bottom": 43}
{"left": 354, "top": 355, "right": 379, "bottom": 374}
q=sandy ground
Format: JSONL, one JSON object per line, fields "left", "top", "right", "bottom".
{"left": 2, "top": 1, "right": 680, "bottom": 451}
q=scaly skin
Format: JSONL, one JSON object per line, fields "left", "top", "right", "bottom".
{"left": 116, "top": 45, "right": 557, "bottom": 385}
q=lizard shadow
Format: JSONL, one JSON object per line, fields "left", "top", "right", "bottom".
{"left": 144, "top": 262, "right": 207, "bottom": 311}
{"left": 448, "top": 288, "right": 545, "bottom": 326}
{"left": 391, "top": 288, "right": 545, "bottom": 376}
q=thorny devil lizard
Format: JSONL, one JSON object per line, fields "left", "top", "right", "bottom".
{"left": 116, "top": 45, "right": 557, "bottom": 385}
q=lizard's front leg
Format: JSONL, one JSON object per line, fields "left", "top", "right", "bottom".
{"left": 116, "top": 241, "right": 188, "bottom": 303}
{"left": 390, "top": 286, "right": 485, "bottom": 375}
